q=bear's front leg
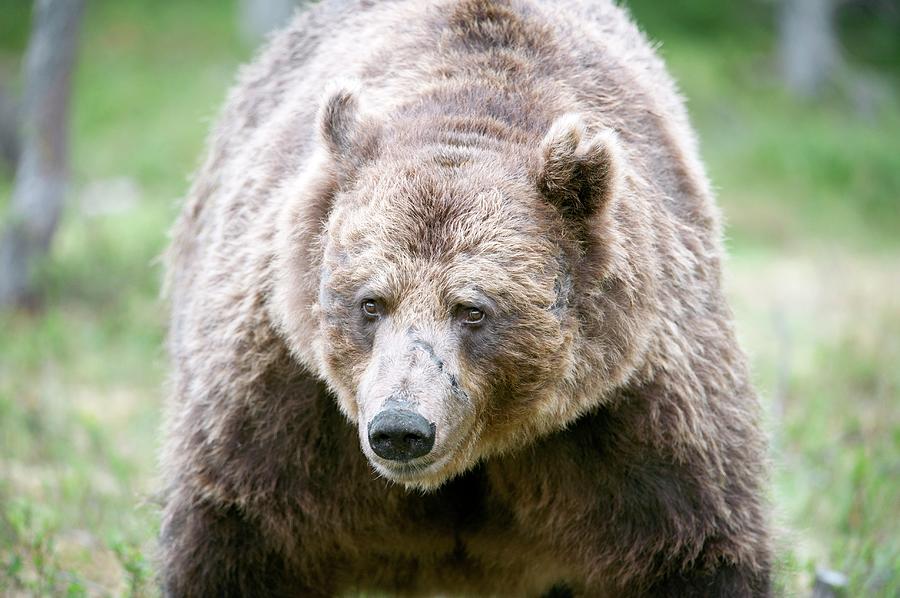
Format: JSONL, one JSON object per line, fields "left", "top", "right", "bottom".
{"left": 160, "top": 495, "right": 327, "bottom": 598}
{"left": 641, "top": 558, "right": 772, "bottom": 598}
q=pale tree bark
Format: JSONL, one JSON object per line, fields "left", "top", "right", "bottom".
{"left": 778, "top": 0, "right": 841, "bottom": 97}
{"left": 0, "top": 0, "right": 85, "bottom": 308}
{"left": 239, "top": 0, "right": 298, "bottom": 43}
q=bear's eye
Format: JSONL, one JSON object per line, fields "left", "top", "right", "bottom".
{"left": 459, "top": 306, "right": 485, "bottom": 325}
{"left": 361, "top": 299, "right": 380, "bottom": 319}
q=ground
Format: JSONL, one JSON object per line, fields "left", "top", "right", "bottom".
{"left": 0, "top": 0, "right": 898, "bottom": 595}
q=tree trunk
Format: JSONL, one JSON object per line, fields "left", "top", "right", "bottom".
{"left": 0, "top": 0, "right": 85, "bottom": 308}
{"left": 0, "top": 84, "right": 19, "bottom": 174}
{"left": 778, "top": 0, "right": 841, "bottom": 97}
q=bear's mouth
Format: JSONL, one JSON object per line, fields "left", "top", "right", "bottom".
{"left": 368, "top": 445, "right": 454, "bottom": 484}
{"left": 363, "top": 424, "right": 478, "bottom": 488}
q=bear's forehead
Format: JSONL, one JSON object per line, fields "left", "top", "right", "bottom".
{"left": 328, "top": 192, "right": 558, "bottom": 308}
{"left": 325, "top": 159, "right": 560, "bottom": 307}
{"left": 335, "top": 163, "right": 552, "bottom": 254}
{"left": 334, "top": 190, "right": 549, "bottom": 262}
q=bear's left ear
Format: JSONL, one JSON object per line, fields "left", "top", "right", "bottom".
{"left": 318, "top": 82, "right": 381, "bottom": 180}
{"left": 534, "top": 114, "right": 623, "bottom": 223}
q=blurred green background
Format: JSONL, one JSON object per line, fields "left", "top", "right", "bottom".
{"left": 0, "top": 0, "right": 897, "bottom": 595}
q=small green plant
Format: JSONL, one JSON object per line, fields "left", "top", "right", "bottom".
{"left": 111, "top": 537, "right": 153, "bottom": 597}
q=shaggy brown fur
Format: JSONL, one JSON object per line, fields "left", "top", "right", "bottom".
{"left": 161, "top": 0, "right": 772, "bottom": 595}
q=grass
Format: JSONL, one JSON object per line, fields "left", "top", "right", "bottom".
{"left": 1, "top": 0, "right": 899, "bottom": 595}
{"left": 726, "top": 250, "right": 900, "bottom": 595}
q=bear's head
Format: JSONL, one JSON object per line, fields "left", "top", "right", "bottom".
{"left": 273, "top": 86, "right": 652, "bottom": 489}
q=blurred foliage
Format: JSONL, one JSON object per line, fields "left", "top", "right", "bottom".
{"left": 0, "top": 2, "right": 31, "bottom": 55}
{"left": 0, "top": 0, "right": 898, "bottom": 595}
{"left": 625, "top": 0, "right": 900, "bottom": 247}
{"left": 838, "top": 1, "right": 900, "bottom": 72}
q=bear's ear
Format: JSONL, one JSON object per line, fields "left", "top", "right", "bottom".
{"left": 319, "top": 85, "right": 359, "bottom": 158}
{"left": 535, "top": 114, "right": 622, "bottom": 222}
{"left": 317, "top": 82, "right": 380, "bottom": 177}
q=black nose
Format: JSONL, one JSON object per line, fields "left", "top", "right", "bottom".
{"left": 367, "top": 409, "right": 436, "bottom": 462}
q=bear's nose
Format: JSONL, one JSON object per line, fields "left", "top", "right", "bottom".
{"left": 367, "top": 409, "right": 436, "bottom": 462}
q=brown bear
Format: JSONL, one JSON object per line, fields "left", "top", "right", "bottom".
{"left": 160, "top": 0, "right": 772, "bottom": 595}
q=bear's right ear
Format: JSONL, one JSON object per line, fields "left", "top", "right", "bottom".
{"left": 318, "top": 83, "right": 380, "bottom": 179}
{"left": 534, "top": 114, "right": 623, "bottom": 224}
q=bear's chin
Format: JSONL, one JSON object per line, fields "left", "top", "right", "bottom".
{"left": 364, "top": 442, "right": 477, "bottom": 491}
{"left": 371, "top": 461, "right": 454, "bottom": 491}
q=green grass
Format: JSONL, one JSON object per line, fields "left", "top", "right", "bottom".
{"left": 1, "top": 0, "right": 899, "bottom": 595}
{"left": 726, "top": 250, "right": 900, "bottom": 595}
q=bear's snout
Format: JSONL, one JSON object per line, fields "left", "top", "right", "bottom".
{"left": 367, "top": 408, "right": 436, "bottom": 462}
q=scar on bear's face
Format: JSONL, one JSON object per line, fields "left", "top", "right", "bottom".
{"left": 549, "top": 257, "right": 573, "bottom": 315}
{"left": 411, "top": 338, "right": 470, "bottom": 403}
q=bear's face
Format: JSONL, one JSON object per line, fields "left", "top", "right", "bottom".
{"left": 319, "top": 157, "right": 574, "bottom": 488}
{"left": 274, "top": 89, "right": 627, "bottom": 489}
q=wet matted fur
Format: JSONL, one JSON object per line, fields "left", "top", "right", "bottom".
{"left": 161, "top": 0, "right": 772, "bottom": 595}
